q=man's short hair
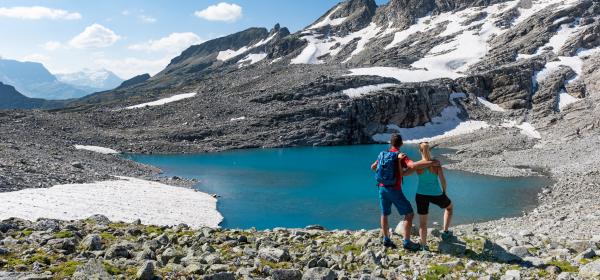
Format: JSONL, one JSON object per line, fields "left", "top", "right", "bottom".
{"left": 390, "top": 133, "right": 403, "bottom": 148}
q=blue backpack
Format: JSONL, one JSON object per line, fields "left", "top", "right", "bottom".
{"left": 375, "top": 151, "right": 399, "bottom": 187}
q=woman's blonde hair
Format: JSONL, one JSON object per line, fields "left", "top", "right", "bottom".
{"left": 419, "top": 142, "right": 432, "bottom": 161}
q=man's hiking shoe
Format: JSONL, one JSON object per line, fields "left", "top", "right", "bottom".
{"left": 441, "top": 230, "right": 453, "bottom": 241}
{"left": 402, "top": 240, "right": 420, "bottom": 252}
{"left": 420, "top": 245, "right": 430, "bottom": 252}
{"left": 383, "top": 237, "right": 397, "bottom": 249}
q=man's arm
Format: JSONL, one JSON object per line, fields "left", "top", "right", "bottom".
{"left": 406, "top": 159, "right": 440, "bottom": 169}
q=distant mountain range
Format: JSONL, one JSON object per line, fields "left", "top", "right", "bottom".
{"left": 0, "top": 82, "right": 67, "bottom": 109}
{"left": 0, "top": 59, "right": 122, "bottom": 100}
{"left": 55, "top": 68, "right": 123, "bottom": 94}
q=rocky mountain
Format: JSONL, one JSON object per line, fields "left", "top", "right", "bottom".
{"left": 30, "top": 0, "right": 599, "bottom": 153}
{"left": 0, "top": 59, "right": 88, "bottom": 100}
{"left": 55, "top": 68, "right": 123, "bottom": 93}
{"left": 0, "top": 82, "right": 66, "bottom": 109}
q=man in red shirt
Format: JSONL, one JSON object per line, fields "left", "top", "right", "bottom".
{"left": 371, "top": 134, "right": 439, "bottom": 250}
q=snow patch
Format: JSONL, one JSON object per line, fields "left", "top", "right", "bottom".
{"left": 216, "top": 34, "right": 276, "bottom": 62}
{"left": 348, "top": 66, "right": 461, "bottom": 83}
{"left": 126, "top": 92, "right": 197, "bottom": 109}
{"left": 238, "top": 53, "right": 267, "bottom": 67}
{"left": 342, "top": 83, "right": 397, "bottom": 98}
{"left": 372, "top": 93, "right": 489, "bottom": 143}
{"left": 0, "top": 176, "right": 223, "bottom": 228}
{"left": 558, "top": 91, "right": 579, "bottom": 110}
{"left": 477, "top": 97, "right": 506, "bottom": 112}
{"left": 501, "top": 120, "right": 542, "bottom": 139}
{"left": 74, "top": 145, "right": 119, "bottom": 154}
{"left": 230, "top": 116, "right": 246, "bottom": 121}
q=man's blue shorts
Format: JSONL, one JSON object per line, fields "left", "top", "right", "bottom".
{"left": 378, "top": 187, "right": 414, "bottom": 216}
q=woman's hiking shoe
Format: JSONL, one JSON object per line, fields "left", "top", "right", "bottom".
{"left": 420, "top": 245, "right": 430, "bottom": 252}
{"left": 383, "top": 237, "right": 397, "bottom": 249}
{"left": 402, "top": 240, "right": 420, "bottom": 252}
{"left": 441, "top": 230, "right": 453, "bottom": 241}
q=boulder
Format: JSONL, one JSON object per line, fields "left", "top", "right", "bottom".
{"left": 72, "top": 259, "right": 114, "bottom": 280}
{"left": 508, "top": 246, "right": 530, "bottom": 258}
{"left": 302, "top": 267, "right": 336, "bottom": 280}
{"left": 258, "top": 247, "right": 290, "bottom": 262}
{"left": 87, "top": 215, "right": 111, "bottom": 226}
{"left": 136, "top": 261, "right": 155, "bottom": 280}
{"left": 272, "top": 269, "right": 302, "bottom": 280}
{"left": 579, "top": 260, "right": 600, "bottom": 278}
{"left": 438, "top": 240, "right": 466, "bottom": 256}
{"left": 81, "top": 234, "right": 102, "bottom": 251}
{"left": 105, "top": 244, "right": 131, "bottom": 259}
{"left": 501, "top": 269, "right": 520, "bottom": 280}
{"left": 34, "top": 219, "right": 60, "bottom": 232}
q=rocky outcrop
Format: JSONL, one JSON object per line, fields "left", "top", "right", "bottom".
{"left": 1, "top": 216, "right": 598, "bottom": 279}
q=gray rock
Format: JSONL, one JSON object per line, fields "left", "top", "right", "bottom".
{"left": 272, "top": 269, "right": 302, "bottom": 280}
{"left": 87, "top": 215, "right": 111, "bottom": 226}
{"left": 136, "top": 261, "right": 155, "bottom": 280}
{"left": 71, "top": 162, "right": 84, "bottom": 169}
{"left": 302, "top": 267, "right": 336, "bottom": 280}
{"left": 579, "top": 259, "right": 600, "bottom": 278}
{"left": 105, "top": 243, "right": 131, "bottom": 259}
{"left": 203, "top": 272, "right": 235, "bottom": 280}
{"left": 33, "top": 219, "right": 60, "bottom": 232}
{"left": 545, "top": 265, "right": 561, "bottom": 275}
{"left": 136, "top": 247, "right": 156, "bottom": 261}
{"left": 185, "top": 263, "right": 203, "bottom": 275}
{"left": 0, "top": 247, "right": 9, "bottom": 255}
{"left": 575, "top": 248, "right": 596, "bottom": 261}
{"left": 508, "top": 246, "right": 530, "bottom": 258}
{"left": 438, "top": 240, "right": 467, "bottom": 255}
{"left": 305, "top": 225, "right": 325, "bottom": 230}
{"left": 81, "top": 234, "right": 102, "bottom": 251}
{"left": 501, "top": 269, "right": 520, "bottom": 280}
{"left": 258, "top": 247, "right": 290, "bottom": 262}
{"left": 160, "top": 247, "right": 182, "bottom": 264}
{"left": 72, "top": 259, "right": 114, "bottom": 280}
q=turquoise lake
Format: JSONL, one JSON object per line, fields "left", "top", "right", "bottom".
{"left": 126, "top": 145, "right": 548, "bottom": 230}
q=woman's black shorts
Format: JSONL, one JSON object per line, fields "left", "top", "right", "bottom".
{"left": 416, "top": 193, "right": 452, "bottom": 215}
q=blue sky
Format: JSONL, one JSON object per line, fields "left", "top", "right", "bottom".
{"left": 0, "top": 0, "right": 388, "bottom": 78}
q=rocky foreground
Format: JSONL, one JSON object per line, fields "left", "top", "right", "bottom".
{"left": 0, "top": 214, "right": 599, "bottom": 280}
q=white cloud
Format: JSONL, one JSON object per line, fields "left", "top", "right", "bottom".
{"left": 194, "top": 2, "right": 242, "bottom": 22}
{"left": 138, "top": 15, "right": 156, "bottom": 23}
{"left": 21, "top": 53, "right": 51, "bottom": 64}
{"left": 42, "top": 41, "right": 62, "bottom": 51}
{"left": 121, "top": 10, "right": 130, "bottom": 16}
{"left": 0, "top": 6, "right": 81, "bottom": 20}
{"left": 94, "top": 56, "right": 170, "bottom": 79}
{"left": 128, "top": 32, "right": 203, "bottom": 53}
{"left": 69, "top": 24, "right": 121, "bottom": 49}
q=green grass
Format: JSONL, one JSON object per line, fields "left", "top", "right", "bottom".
{"left": 26, "top": 250, "right": 53, "bottom": 265}
{"left": 53, "top": 231, "right": 74, "bottom": 239}
{"left": 143, "top": 225, "right": 164, "bottom": 235}
{"left": 176, "top": 230, "right": 194, "bottom": 237}
{"left": 99, "top": 232, "right": 117, "bottom": 242}
{"left": 103, "top": 261, "right": 123, "bottom": 275}
{"left": 108, "top": 222, "right": 128, "bottom": 229}
{"left": 22, "top": 229, "right": 33, "bottom": 237}
{"left": 424, "top": 264, "right": 453, "bottom": 280}
{"left": 260, "top": 260, "right": 290, "bottom": 269}
{"left": 547, "top": 260, "right": 578, "bottom": 273}
{"left": 579, "top": 256, "right": 600, "bottom": 265}
{"left": 537, "top": 269, "right": 550, "bottom": 278}
{"left": 49, "top": 261, "right": 81, "bottom": 279}
{"left": 342, "top": 244, "right": 362, "bottom": 255}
